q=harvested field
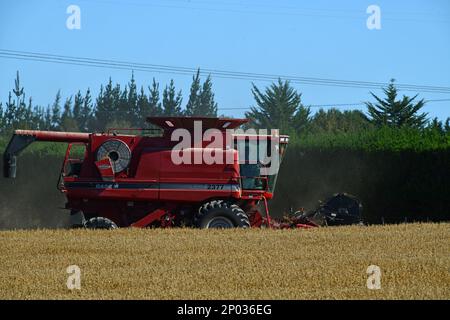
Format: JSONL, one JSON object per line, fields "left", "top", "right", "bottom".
{"left": 0, "top": 223, "right": 448, "bottom": 299}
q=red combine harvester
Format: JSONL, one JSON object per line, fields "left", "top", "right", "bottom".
{"left": 3, "top": 117, "right": 305, "bottom": 229}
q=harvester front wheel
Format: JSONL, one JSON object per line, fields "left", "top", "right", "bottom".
{"left": 84, "top": 217, "right": 118, "bottom": 230}
{"left": 196, "top": 200, "right": 250, "bottom": 229}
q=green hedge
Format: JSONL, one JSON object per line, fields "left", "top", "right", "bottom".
{"left": 291, "top": 126, "right": 450, "bottom": 152}
{"left": 1, "top": 126, "right": 449, "bottom": 155}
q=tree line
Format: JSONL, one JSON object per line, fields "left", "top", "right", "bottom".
{"left": 245, "top": 78, "right": 450, "bottom": 138}
{"left": 0, "top": 70, "right": 217, "bottom": 133}
{"left": 1, "top": 71, "right": 449, "bottom": 138}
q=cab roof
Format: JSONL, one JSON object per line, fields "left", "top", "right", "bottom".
{"left": 146, "top": 117, "right": 248, "bottom": 131}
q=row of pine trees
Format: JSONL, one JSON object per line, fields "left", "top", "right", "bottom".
{"left": 1, "top": 71, "right": 449, "bottom": 136}
{"left": 0, "top": 70, "right": 218, "bottom": 133}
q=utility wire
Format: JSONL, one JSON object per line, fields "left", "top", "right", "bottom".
{"left": 1, "top": 49, "right": 450, "bottom": 94}
{"left": 218, "top": 98, "right": 450, "bottom": 111}
{"left": 1, "top": 49, "right": 448, "bottom": 92}
{"left": 3, "top": 49, "right": 450, "bottom": 91}
{"left": 79, "top": 0, "right": 450, "bottom": 23}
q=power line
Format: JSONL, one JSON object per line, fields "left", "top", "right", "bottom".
{"left": 308, "top": 98, "right": 450, "bottom": 108}
{"left": 79, "top": 0, "right": 450, "bottom": 23}
{"left": 3, "top": 48, "right": 450, "bottom": 91}
{"left": 1, "top": 49, "right": 450, "bottom": 94}
{"left": 218, "top": 98, "right": 450, "bottom": 111}
{"left": 423, "top": 98, "right": 450, "bottom": 103}
{"left": 1, "top": 49, "right": 449, "bottom": 92}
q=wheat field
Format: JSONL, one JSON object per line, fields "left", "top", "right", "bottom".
{"left": 0, "top": 223, "right": 448, "bottom": 299}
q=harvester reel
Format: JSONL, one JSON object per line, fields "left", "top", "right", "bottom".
{"left": 96, "top": 139, "right": 131, "bottom": 173}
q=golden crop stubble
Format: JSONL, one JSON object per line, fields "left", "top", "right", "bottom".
{"left": 0, "top": 223, "right": 448, "bottom": 299}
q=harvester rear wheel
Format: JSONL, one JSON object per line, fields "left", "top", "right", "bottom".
{"left": 84, "top": 217, "right": 118, "bottom": 230}
{"left": 195, "top": 200, "right": 250, "bottom": 229}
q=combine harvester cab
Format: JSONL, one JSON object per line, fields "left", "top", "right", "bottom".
{"left": 3, "top": 117, "right": 293, "bottom": 229}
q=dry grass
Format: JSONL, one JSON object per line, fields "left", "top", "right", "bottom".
{"left": 0, "top": 223, "right": 448, "bottom": 299}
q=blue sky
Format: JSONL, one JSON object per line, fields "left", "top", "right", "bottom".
{"left": 1, "top": 0, "right": 449, "bottom": 120}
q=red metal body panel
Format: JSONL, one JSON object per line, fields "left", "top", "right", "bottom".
{"left": 7, "top": 117, "right": 290, "bottom": 228}
{"left": 58, "top": 129, "right": 265, "bottom": 226}
{"left": 95, "top": 158, "right": 114, "bottom": 180}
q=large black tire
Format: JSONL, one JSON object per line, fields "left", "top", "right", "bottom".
{"left": 195, "top": 200, "right": 250, "bottom": 229}
{"left": 84, "top": 217, "right": 118, "bottom": 230}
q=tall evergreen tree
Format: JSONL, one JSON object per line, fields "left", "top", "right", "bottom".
{"left": 32, "top": 104, "right": 45, "bottom": 130}
{"left": 61, "top": 96, "right": 78, "bottom": 131}
{"left": 197, "top": 75, "right": 218, "bottom": 117}
{"left": 4, "top": 71, "right": 27, "bottom": 129}
{"left": 162, "top": 80, "right": 183, "bottom": 116}
{"left": 445, "top": 117, "right": 450, "bottom": 134}
{"left": 15, "top": 92, "right": 28, "bottom": 127}
{"left": 148, "top": 78, "right": 162, "bottom": 116}
{"left": 111, "top": 84, "right": 121, "bottom": 123}
{"left": 185, "top": 69, "right": 201, "bottom": 116}
{"left": 365, "top": 79, "right": 428, "bottom": 128}
{"left": 136, "top": 86, "right": 150, "bottom": 127}
{"left": 23, "top": 96, "right": 34, "bottom": 129}
{"left": 246, "top": 79, "right": 310, "bottom": 134}
{"left": 61, "top": 97, "right": 72, "bottom": 120}
{"left": 73, "top": 90, "right": 84, "bottom": 130}
{"left": 94, "top": 85, "right": 104, "bottom": 129}
{"left": 127, "top": 72, "right": 139, "bottom": 126}
{"left": 13, "top": 71, "right": 24, "bottom": 120}
{"left": 43, "top": 105, "right": 52, "bottom": 130}
{"left": 117, "top": 86, "right": 129, "bottom": 124}
{"left": 5, "top": 92, "right": 16, "bottom": 128}
{"left": 0, "top": 103, "right": 4, "bottom": 132}
{"left": 51, "top": 90, "right": 62, "bottom": 130}
{"left": 184, "top": 70, "right": 217, "bottom": 117}
{"left": 80, "top": 88, "right": 92, "bottom": 132}
{"left": 95, "top": 79, "right": 117, "bottom": 130}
